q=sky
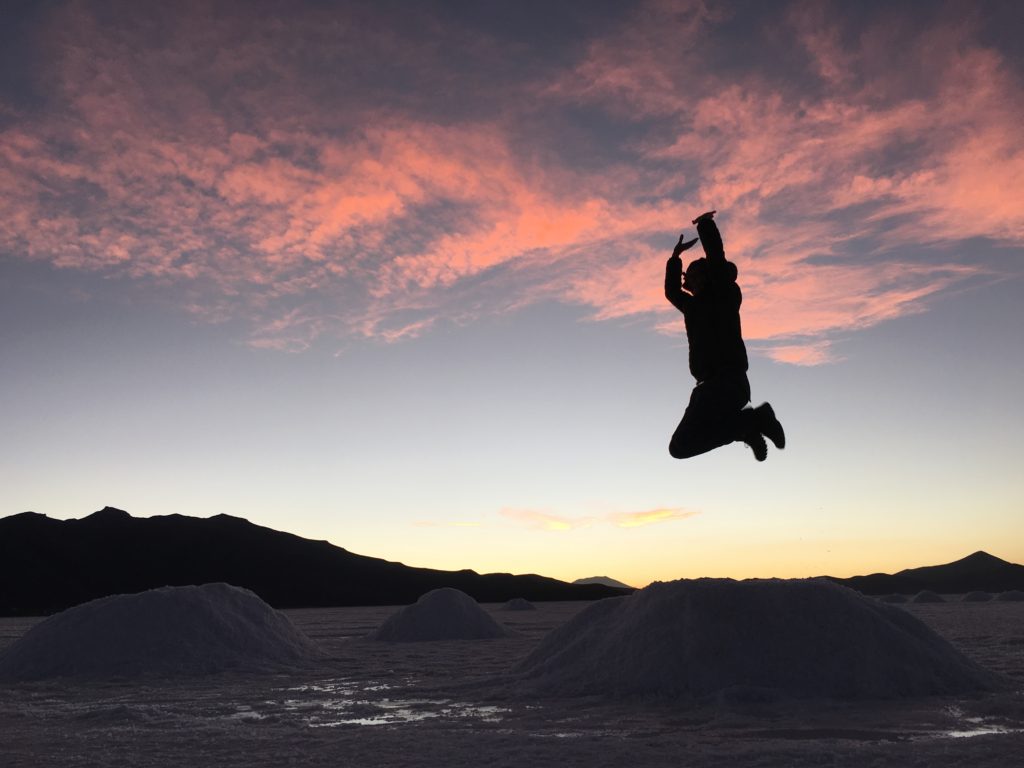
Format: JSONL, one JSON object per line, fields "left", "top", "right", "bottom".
{"left": 2, "top": 0, "right": 1022, "bottom": 588}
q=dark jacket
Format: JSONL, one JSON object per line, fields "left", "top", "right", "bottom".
{"left": 664, "top": 255, "right": 749, "bottom": 382}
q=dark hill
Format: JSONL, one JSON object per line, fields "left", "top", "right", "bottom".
{"left": 0, "top": 507, "right": 630, "bottom": 616}
{"left": 573, "top": 576, "right": 634, "bottom": 589}
{"left": 829, "top": 551, "right": 1024, "bottom": 595}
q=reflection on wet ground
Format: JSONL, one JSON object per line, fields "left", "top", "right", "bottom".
{"left": 11, "top": 674, "right": 513, "bottom": 730}
{"left": 935, "top": 705, "right": 1024, "bottom": 740}
{"left": 274, "top": 678, "right": 509, "bottom": 727}
{"left": 943, "top": 724, "right": 1019, "bottom": 738}
{"left": 13, "top": 675, "right": 1021, "bottom": 743}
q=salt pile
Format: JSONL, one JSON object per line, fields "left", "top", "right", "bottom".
{"left": 879, "top": 593, "right": 907, "bottom": 603}
{"left": 0, "top": 583, "right": 320, "bottom": 681}
{"left": 912, "top": 590, "right": 946, "bottom": 603}
{"left": 370, "top": 588, "right": 512, "bottom": 642}
{"left": 515, "top": 578, "right": 1001, "bottom": 700}
{"left": 503, "top": 598, "right": 536, "bottom": 611}
{"left": 963, "top": 591, "right": 993, "bottom": 602}
{"left": 996, "top": 590, "right": 1024, "bottom": 602}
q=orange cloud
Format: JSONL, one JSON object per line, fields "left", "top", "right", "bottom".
{"left": 501, "top": 506, "right": 698, "bottom": 532}
{"left": 499, "top": 509, "right": 587, "bottom": 532}
{"left": 609, "top": 508, "right": 699, "bottom": 528}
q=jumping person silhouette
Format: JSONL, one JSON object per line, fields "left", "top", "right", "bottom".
{"left": 664, "top": 211, "right": 785, "bottom": 461}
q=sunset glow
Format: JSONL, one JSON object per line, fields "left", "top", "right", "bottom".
{"left": 2, "top": 0, "right": 1021, "bottom": 585}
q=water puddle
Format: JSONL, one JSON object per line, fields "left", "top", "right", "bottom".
{"left": 942, "top": 724, "right": 1018, "bottom": 738}
{"left": 304, "top": 699, "right": 507, "bottom": 727}
{"left": 271, "top": 678, "right": 509, "bottom": 727}
{"left": 224, "top": 705, "right": 267, "bottom": 722}
{"left": 927, "top": 706, "right": 1023, "bottom": 740}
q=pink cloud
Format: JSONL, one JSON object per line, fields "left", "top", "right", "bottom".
{"left": 541, "top": 0, "right": 718, "bottom": 117}
{"left": 757, "top": 341, "right": 837, "bottom": 367}
{"left": 542, "top": 3, "right": 1020, "bottom": 348}
{"left": 1, "top": 1, "right": 1020, "bottom": 361}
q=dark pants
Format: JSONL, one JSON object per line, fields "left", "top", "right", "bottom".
{"left": 669, "top": 374, "right": 753, "bottom": 459}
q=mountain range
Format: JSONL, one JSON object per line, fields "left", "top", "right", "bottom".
{"left": 828, "top": 550, "right": 1024, "bottom": 595}
{"left": 2, "top": 508, "right": 1021, "bottom": 617}
{"left": 0, "top": 507, "right": 628, "bottom": 616}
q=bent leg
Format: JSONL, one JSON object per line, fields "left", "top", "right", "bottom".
{"left": 669, "top": 414, "right": 733, "bottom": 458}
{"left": 754, "top": 402, "right": 786, "bottom": 449}
{"left": 669, "top": 378, "right": 752, "bottom": 459}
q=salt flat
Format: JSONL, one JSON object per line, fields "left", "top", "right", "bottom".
{"left": 0, "top": 599, "right": 1022, "bottom": 767}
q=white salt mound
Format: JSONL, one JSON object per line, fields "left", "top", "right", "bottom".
{"left": 503, "top": 597, "right": 536, "bottom": 611}
{"left": 0, "top": 583, "right": 320, "bottom": 681}
{"left": 996, "top": 590, "right": 1024, "bottom": 602}
{"left": 912, "top": 590, "right": 946, "bottom": 603}
{"left": 370, "top": 588, "right": 512, "bottom": 642}
{"left": 879, "top": 593, "right": 907, "bottom": 604}
{"left": 515, "top": 578, "right": 1001, "bottom": 700}
{"left": 963, "top": 591, "right": 993, "bottom": 602}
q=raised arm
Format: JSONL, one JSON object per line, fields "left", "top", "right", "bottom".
{"left": 665, "top": 234, "right": 698, "bottom": 313}
{"left": 693, "top": 210, "right": 725, "bottom": 265}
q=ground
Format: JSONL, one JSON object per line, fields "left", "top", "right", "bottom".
{"left": 0, "top": 599, "right": 1022, "bottom": 767}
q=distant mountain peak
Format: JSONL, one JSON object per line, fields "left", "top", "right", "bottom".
{"left": 1, "top": 511, "right": 51, "bottom": 526}
{"left": 959, "top": 551, "right": 1004, "bottom": 565}
{"left": 839, "top": 550, "right": 1024, "bottom": 595}
{"left": 892, "top": 550, "right": 1013, "bottom": 577}
{"left": 211, "top": 512, "right": 250, "bottom": 521}
{"left": 88, "top": 506, "right": 131, "bottom": 520}
{"left": 573, "top": 576, "right": 634, "bottom": 590}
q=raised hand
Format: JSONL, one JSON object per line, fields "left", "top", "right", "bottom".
{"left": 672, "top": 234, "right": 699, "bottom": 257}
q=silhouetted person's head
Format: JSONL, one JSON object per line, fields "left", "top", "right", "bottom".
{"left": 684, "top": 259, "right": 709, "bottom": 296}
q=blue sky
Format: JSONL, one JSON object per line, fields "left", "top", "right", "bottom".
{"left": 2, "top": 1, "right": 1022, "bottom": 585}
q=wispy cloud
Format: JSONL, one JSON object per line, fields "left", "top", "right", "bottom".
{"left": 751, "top": 340, "right": 838, "bottom": 367}
{"left": 542, "top": 2, "right": 1020, "bottom": 360}
{"left": 609, "top": 508, "right": 699, "bottom": 528}
{"left": 500, "top": 506, "right": 698, "bottom": 532}
{"left": 1, "top": 1, "right": 1020, "bottom": 361}
{"left": 499, "top": 509, "right": 589, "bottom": 532}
